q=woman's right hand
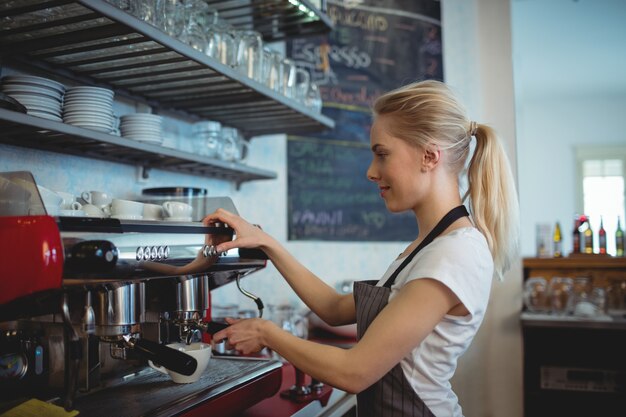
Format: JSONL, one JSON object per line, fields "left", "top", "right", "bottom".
{"left": 202, "top": 208, "right": 269, "bottom": 253}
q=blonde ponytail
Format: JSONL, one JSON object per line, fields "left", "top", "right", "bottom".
{"left": 465, "top": 124, "right": 519, "bottom": 280}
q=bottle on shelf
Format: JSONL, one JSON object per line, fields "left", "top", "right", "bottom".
{"left": 583, "top": 215, "right": 594, "bottom": 254}
{"left": 572, "top": 215, "right": 581, "bottom": 254}
{"left": 553, "top": 221, "right": 562, "bottom": 258}
{"left": 598, "top": 216, "right": 607, "bottom": 255}
{"left": 617, "top": 216, "right": 625, "bottom": 257}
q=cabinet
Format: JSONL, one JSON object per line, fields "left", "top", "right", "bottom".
{"left": 0, "top": 0, "right": 335, "bottom": 185}
{"left": 521, "top": 257, "right": 626, "bottom": 417}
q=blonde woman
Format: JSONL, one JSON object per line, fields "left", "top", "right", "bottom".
{"left": 207, "top": 80, "right": 519, "bottom": 417}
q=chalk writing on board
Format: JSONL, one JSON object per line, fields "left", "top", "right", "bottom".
{"left": 287, "top": 0, "right": 441, "bottom": 241}
{"left": 287, "top": 137, "right": 416, "bottom": 241}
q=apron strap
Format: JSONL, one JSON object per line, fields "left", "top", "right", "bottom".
{"left": 383, "top": 205, "right": 469, "bottom": 288}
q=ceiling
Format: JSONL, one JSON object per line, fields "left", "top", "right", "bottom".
{"left": 511, "top": 0, "right": 626, "bottom": 100}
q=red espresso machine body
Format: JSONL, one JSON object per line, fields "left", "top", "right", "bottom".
{"left": 0, "top": 216, "right": 63, "bottom": 304}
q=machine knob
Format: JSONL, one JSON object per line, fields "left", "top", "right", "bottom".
{"left": 164, "top": 246, "right": 170, "bottom": 258}
{"left": 157, "top": 246, "right": 165, "bottom": 260}
{"left": 143, "top": 246, "right": 151, "bottom": 261}
{"left": 202, "top": 245, "right": 218, "bottom": 257}
{"left": 66, "top": 240, "right": 118, "bottom": 272}
{"left": 150, "top": 246, "right": 158, "bottom": 260}
{"left": 136, "top": 247, "right": 143, "bottom": 261}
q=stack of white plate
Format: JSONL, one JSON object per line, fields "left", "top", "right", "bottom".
{"left": 63, "top": 86, "right": 115, "bottom": 133}
{"left": 120, "top": 114, "right": 163, "bottom": 144}
{"left": 0, "top": 75, "right": 65, "bottom": 121}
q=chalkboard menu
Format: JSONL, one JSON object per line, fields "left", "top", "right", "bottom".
{"left": 288, "top": 136, "right": 416, "bottom": 240}
{"left": 287, "top": 0, "right": 442, "bottom": 241}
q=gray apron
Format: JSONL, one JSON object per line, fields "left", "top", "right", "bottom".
{"left": 353, "top": 205, "right": 469, "bottom": 417}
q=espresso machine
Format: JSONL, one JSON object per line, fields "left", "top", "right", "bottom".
{"left": 0, "top": 172, "right": 281, "bottom": 416}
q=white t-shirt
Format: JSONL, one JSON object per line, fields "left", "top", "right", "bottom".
{"left": 376, "top": 227, "right": 494, "bottom": 417}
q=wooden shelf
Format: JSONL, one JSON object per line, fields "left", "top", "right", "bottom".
{"left": 523, "top": 256, "right": 626, "bottom": 271}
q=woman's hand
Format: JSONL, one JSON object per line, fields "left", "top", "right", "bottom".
{"left": 203, "top": 209, "right": 268, "bottom": 253}
{"left": 213, "top": 317, "right": 274, "bottom": 355}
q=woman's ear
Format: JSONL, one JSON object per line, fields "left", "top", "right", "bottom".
{"left": 422, "top": 145, "right": 441, "bottom": 171}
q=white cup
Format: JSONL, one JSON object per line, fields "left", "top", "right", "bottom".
{"left": 82, "top": 203, "right": 105, "bottom": 218}
{"left": 148, "top": 342, "right": 211, "bottom": 384}
{"left": 110, "top": 198, "right": 143, "bottom": 218}
{"left": 162, "top": 201, "right": 193, "bottom": 219}
{"left": 81, "top": 190, "right": 112, "bottom": 208}
{"left": 143, "top": 203, "right": 164, "bottom": 220}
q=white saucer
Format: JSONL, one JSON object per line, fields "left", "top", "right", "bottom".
{"left": 164, "top": 216, "right": 193, "bottom": 222}
{"left": 59, "top": 209, "right": 86, "bottom": 217}
{"left": 111, "top": 214, "right": 143, "bottom": 220}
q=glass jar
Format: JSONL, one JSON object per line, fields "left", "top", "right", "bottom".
{"left": 219, "top": 127, "right": 239, "bottom": 162}
{"left": 548, "top": 276, "right": 574, "bottom": 315}
{"left": 192, "top": 120, "right": 221, "bottom": 158}
{"left": 523, "top": 277, "right": 550, "bottom": 313}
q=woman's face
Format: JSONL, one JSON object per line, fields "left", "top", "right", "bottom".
{"left": 366, "top": 116, "right": 426, "bottom": 213}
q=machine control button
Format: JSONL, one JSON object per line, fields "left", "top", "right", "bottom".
{"left": 143, "top": 246, "right": 151, "bottom": 261}
{"left": 164, "top": 246, "right": 170, "bottom": 258}
{"left": 203, "top": 245, "right": 219, "bottom": 257}
{"left": 136, "top": 247, "right": 143, "bottom": 261}
{"left": 157, "top": 246, "right": 165, "bottom": 260}
{"left": 150, "top": 246, "right": 158, "bottom": 260}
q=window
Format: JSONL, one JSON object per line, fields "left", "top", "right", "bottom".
{"left": 576, "top": 146, "right": 626, "bottom": 255}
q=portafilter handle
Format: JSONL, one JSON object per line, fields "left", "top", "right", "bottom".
{"left": 124, "top": 336, "right": 197, "bottom": 376}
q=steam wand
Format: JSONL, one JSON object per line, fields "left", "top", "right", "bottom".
{"left": 236, "top": 275, "right": 264, "bottom": 318}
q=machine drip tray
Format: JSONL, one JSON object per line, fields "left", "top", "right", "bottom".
{"left": 72, "top": 357, "right": 283, "bottom": 417}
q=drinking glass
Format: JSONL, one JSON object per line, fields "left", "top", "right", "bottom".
{"left": 177, "top": 1, "right": 211, "bottom": 53}
{"left": 548, "top": 277, "right": 574, "bottom": 315}
{"left": 269, "top": 304, "right": 308, "bottom": 361}
{"left": 236, "top": 30, "right": 263, "bottom": 81}
{"left": 294, "top": 68, "right": 310, "bottom": 104}
{"left": 523, "top": 277, "right": 550, "bottom": 313}
{"left": 192, "top": 121, "right": 222, "bottom": 158}
{"left": 262, "top": 49, "right": 284, "bottom": 92}
{"left": 128, "top": 0, "right": 157, "bottom": 26}
{"left": 211, "top": 19, "right": 238, "bottom": 67}
{"left": 281, "top": 58, "right": 297, "bottom": 99}
{"left": 156, "top": 0, "right": 184, "bottom": 37}
{"left": 305, "top": 82, "right": 323, "bottom": 113}
{"left": 218, "top": 127, "right": 239, "bottom": 162}
{"left": 607, "top": 279, "right": 626, "bottom": 316}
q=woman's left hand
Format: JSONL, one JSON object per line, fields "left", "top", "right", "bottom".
{"left": 213, "top": 317, "right": 274, "bottom": 355}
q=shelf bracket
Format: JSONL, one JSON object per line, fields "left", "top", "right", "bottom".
{"left": 139, "top": 165, "right": 151, "bottom": 181}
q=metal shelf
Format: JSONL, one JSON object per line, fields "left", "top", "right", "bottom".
{"left": 206, "top": 0, "right": 333, "bottom": 42}
{"left": 0, "top": 0, "right": 334, "bottom": 137}
{"left": 0, "top": 108, "right": 277, "bottom": 186}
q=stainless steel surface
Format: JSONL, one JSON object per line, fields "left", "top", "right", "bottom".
{"left": 70, "top": 356, "right": 282, "bottom": 417}
{"left": 175, "top": 276, "right": 209, "bottom": 319}
{"left": 94, "top": 282, "right": 144, "bottom": 336}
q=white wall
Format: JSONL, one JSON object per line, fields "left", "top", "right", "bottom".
{"left": 511, "top": 0, "right": 626, "bottom": 257}
{"left": 442, "top": 1, "right": 522, "bottom": 417}
{"left": 515, "top": 94, "right": 626, "bottom": 257}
